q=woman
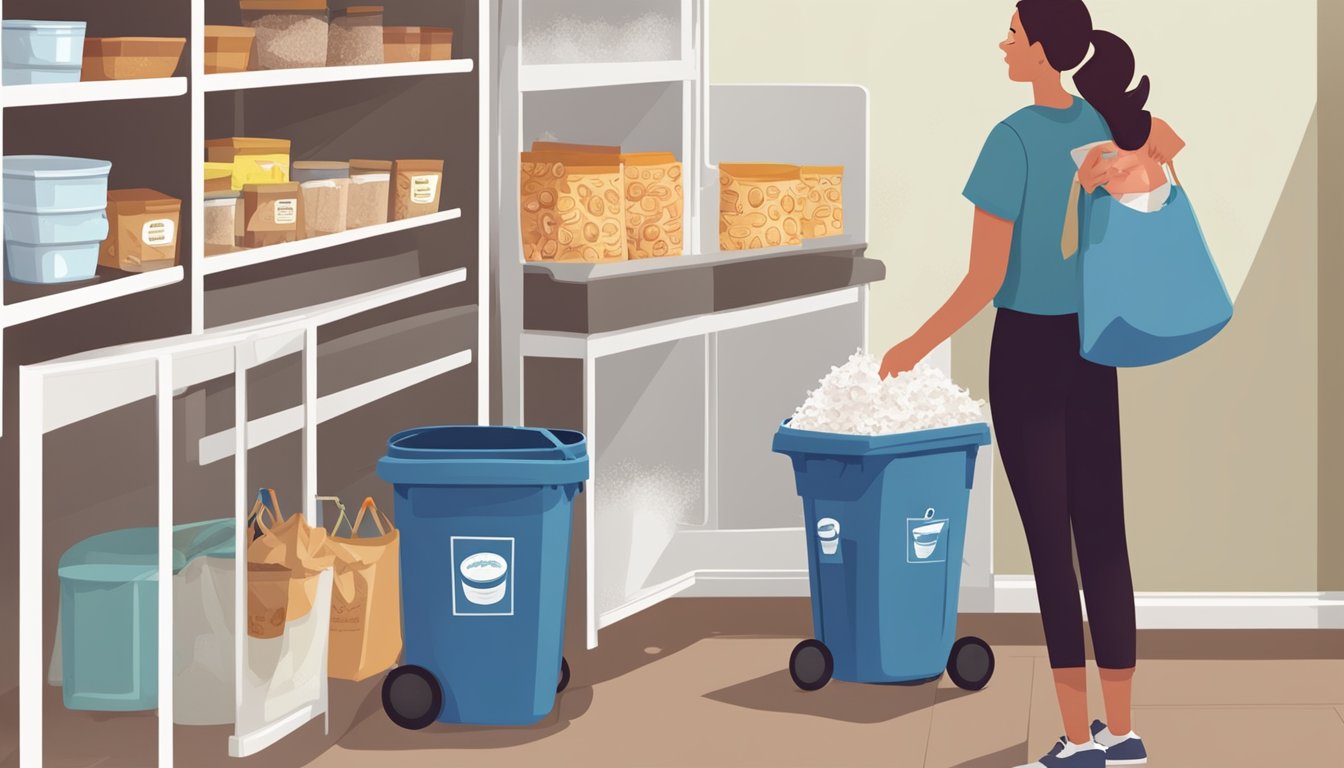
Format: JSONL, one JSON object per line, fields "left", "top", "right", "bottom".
{"left": 878, "top": 2, "right": 1181, "bottom": 766}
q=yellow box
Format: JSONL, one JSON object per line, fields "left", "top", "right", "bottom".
{"left": 206, "top": 137, "right": 291, "bottom": 192}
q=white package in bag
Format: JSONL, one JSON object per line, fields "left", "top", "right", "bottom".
{"left": 174, "top": 554, "right": 237, "bottom": 725}
{"left": 233, "top": 569, "right": 333, "bottom": 755}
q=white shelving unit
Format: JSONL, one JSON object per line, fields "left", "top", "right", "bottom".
{"left": 499, "top": 0, "right": 878, "bottom": 651}
{"left": 1, "top": 77, "right": 188, "bottom": 108}
{"left": 203, "top": 58, "right": 474, "bottom": 92}
{"left": 201, "top": 208, "right": 463, "bottom": 275}
{"left": 10, "top": 0, "right": 490, "bottom": 764}
{"left": 520, "top": 59, "right": 694, "bottom": 92}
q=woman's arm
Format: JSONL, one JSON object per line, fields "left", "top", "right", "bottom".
{"left": 1146, "top": 117, "right": 1185, "bottom": 164}
{"left": 878, "top": 208, "right": 1013, "bottom": 379}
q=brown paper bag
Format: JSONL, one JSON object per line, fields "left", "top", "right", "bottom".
{"left": 246, "top": 490, "right": 334, "bottom": 639}
{"left": 327, "top": 497, "right": 402, "bottom": 681}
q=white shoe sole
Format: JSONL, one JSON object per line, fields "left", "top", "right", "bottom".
{"left": 1107, "top": 760, "right": 1148, "bottom": 766}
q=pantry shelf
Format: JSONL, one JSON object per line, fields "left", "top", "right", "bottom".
{"left": 520, "top": 60, "right": 695, "bottom": 92}
{"left": 0, "top": 77, "right": 188, "bottom": 109}
{"left": 1, "top": 266, "right": 184, "bottom": 328}
{"left": 201, "top": 208, "right": 463, "bottom": 276}
{"left": 202, "top": 59, "right": 475, "bottom": 92}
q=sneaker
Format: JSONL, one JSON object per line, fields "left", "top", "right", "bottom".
{"left": 1014, "top": 737, "right": 1107, "bottom": 767}
{"left": 1090, "top": 720, "right": 1148, "bottom": 765}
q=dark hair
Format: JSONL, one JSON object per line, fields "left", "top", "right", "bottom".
{"left": 1016, "top": 0, "right": 1152, "bottom": 150}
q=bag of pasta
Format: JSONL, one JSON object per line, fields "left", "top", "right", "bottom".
{"left": 520, "top": 151, "right": 627, "bottom": 262}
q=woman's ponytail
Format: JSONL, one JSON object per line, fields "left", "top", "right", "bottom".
{"left": 1074, "top": 30, "right": 1152, "bottom": 151}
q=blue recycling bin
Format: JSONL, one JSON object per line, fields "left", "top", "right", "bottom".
{"left": 376, "top": 425, "right": 589, "bottom": 729}
{"left": 773, "top": 420, "right": 996, "bottom": 691}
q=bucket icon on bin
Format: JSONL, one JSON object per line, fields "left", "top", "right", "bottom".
{"left": 911, "top": 520, "right": 946, "bottom": 560}
{"left": 817, "top": 518, "right": 840, "bottom": 556}
{"left": 460, "top": 552, "right": 509, "bottom": 606}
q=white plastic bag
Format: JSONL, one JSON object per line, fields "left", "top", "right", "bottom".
{"left": 234, "top": 569, "right": 332, "bottom": 754}
{"left": 174, "top": 554, "right": 236, "bottom": 725}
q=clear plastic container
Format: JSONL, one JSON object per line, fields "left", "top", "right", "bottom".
{"left": 205, "top": 191, "right": 240, "bottom": 250}
{"left": 329, "top": 6, "right": 383, "bottom": 66}
{"left": 2, "top": 20, "right": 86, "bottom": 85}
{"left": 347, "top": 159, "right": 391, "bottom": 230}
{"left": 241, "top": 0, "right": 329, "bottom": 70}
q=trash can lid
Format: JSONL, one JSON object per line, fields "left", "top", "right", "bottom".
{"left": 58, "top": 528, "right": 165, "bottom": 582}
{"left": 773, "top": 419, "right": 991, "bottom": 458}
{"left": 378, "top": 425, "right": 590, "bottom": 487}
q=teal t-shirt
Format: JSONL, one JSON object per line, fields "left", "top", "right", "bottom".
{"left": 963, "top": 97, "right": 1111, "bottom": 316}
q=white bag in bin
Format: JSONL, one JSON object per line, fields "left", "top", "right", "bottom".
{"left": 238, "top": 569, "right": 333, "bottom": 734}
{"left": 174, "top": 554, "right": 237, "bottom": 725}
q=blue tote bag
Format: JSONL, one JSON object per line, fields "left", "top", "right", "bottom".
{"left": 1073, "top": 167, "right": 1233, "bottom": 367}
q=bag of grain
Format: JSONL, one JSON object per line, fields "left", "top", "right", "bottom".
{"left": 390, "top": 159, "right": 443, "bottom": 221}
{"left": 520, "top": 151, "right": 627, "bottom": 263}
{"left": 719, "top": 163, "right": 806, "bottom": 251}
{"left": 800, "top": 165, "right": 844, "bottom": 239}
{"left": 100, "top": 189, "right": 181, "bottom": 272}
{"left": 622, "top": 152, "right": 682, "bottom": 259}
{"left": 243, "top": 183, "right": 302, "bottom": 248}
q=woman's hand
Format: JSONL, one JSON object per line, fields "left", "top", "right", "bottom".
{"left": 1146, "top": 117, "right": 1186, "bottom": 165}
{"left": 1079, "top": 143, "right": 1118, "bottom": 194}
{"left": 879, "top": 338, "right": 926, "bottom": 380}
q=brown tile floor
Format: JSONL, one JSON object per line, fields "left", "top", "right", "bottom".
{"left": 9, "top": 599, "right": 1344, "bottom": 767}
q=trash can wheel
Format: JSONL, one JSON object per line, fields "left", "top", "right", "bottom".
{"left": 947, "top": 636, "right": 995, "bottom": 691}
{"left": 382, "top": 665, "right": 443, "bottom": 730}
{"left": 558, "top": 656, "right": 571, "bottom": 693}
{"left": 789, "top": 639, "right": 834, "bottom": 691}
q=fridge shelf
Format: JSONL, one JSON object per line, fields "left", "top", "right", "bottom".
{"left": 203, "top": 59, "right": 475, "bottom": 92}
{"left": 1, "top": 77, "right": 188, "bottom": 109}
{"left": 520, "top": 60, "right": 694, "bottom": 92}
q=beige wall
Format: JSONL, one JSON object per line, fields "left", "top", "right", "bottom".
{"left": 712, "top": 0, "right": 1324, "bottom": 589}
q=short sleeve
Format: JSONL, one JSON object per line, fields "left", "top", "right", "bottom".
{"left": 962, "top": 123, "right": 1028, "bottom": 222}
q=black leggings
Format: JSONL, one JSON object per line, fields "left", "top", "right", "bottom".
{"left": 989, "top": 309, "right": 1136, "bottom": 670}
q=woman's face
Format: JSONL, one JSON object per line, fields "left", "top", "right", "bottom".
{"left": 1001, "top": 11, "right": 1046, "bottom": 82}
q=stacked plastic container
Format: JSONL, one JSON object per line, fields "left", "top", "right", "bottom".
{"left": 1, "top": 20, "right": 87, "bottom": 85}
{"left": 3, "top": 156, "right": 112, "bottom": 283}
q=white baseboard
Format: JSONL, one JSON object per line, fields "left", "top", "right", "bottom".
{"left": 994, "top": 576, "right": 1344, "bottom": 630}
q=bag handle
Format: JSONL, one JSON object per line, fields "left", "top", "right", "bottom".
{"left": 248, "top": 488, "right": 284, "bottom": 535}
{"left": 1062, "top": 158, "right": 1184, "bottom": 260}
{"left": 333, "top": 497, "right": 391, "bottom": 539}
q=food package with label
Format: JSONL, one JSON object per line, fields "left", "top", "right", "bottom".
{"left": 347, "top": 159, "right": 391, "bottom": 229}
{"left": 243, "top": 183, "right": 302, "bottom": 248}
{"left": 622, "top": 152, "right": 682, "bottom": 259}
{"left": 206, "top": 137, "right": 291, "bottom": 192}
{"left": 719, "top": 163, "right": 806, "bottom": 251}
{"left": 390, "top": 159, "right": 443, "bottom": 221}
{"left": 520, "top": 151, "right": 627, "bottom": 263}
{"left": 240, "top": 0, "right": 329, "bottom": 70}
{"left": 100, "top": 189, "right": 181, "bottom": 272}
{"left": 800, "top": 166, "right": 845, "bottom": 239}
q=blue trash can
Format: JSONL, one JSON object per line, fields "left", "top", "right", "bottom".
{"left": 773, "top": 420, "right": 996, "bottom": 692}
{"left": 376, "top": 425, "right": 589, "bottom": 729}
